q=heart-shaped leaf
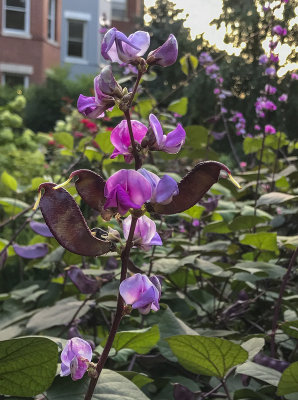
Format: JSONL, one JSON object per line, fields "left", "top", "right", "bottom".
{"left": 147, "top": 161, "right": 230, "bottom": 214}
{"left": 38, "top": 183, "right": 112, "bottom": 256}
{"left": 277, "top": 361, "right": 298, "bottom": 395}
{"left": 71, "top": 169, "right": 106, "bottom": 212}
{"left": 0, "top": 337, "right": 58, "bottom": 396}
{"left": 166, "top": 335, "right": 248, "bottom": 378}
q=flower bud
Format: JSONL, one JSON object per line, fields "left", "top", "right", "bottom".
{"left": 147, "top": 34, "right": 178, "bottom": 67}
{"left": 98, "top": 66, "right": 123, "bottom": 98}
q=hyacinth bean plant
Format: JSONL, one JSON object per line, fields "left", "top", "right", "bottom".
{"left": 32, "top": 28, "right": 241, "bottom": 399}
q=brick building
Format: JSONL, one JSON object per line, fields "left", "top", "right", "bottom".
{"left": 0, "top": 0, "right": 62, "bottom": 86}
{"left": 0, "top": 0, "right": 144, "bottom": 86}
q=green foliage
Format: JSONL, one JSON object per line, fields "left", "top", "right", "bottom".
{"left": 277, "top": 362, "right": 298, "bottom": 395}
{"left": 0, "top": 337, "right": 58, "bottom": 396}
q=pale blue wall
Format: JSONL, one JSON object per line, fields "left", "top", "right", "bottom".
{"left": 61, "top": 0, "right": 101, "bottom": 79}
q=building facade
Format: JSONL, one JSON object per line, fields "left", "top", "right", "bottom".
{"left": 0, "top": 0, "right": 62, "bottom": 86}
{"left": 0, "top": 0, "right": 143, "bottom": 85}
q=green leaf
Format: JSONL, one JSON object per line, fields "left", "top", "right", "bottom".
{"left": 236, "top": 361, "right": 281, "bottom": 386}
{"left": 117, "top": 371, "right": 153, "bottom": 388}
{"left": 158, "top": 307, "right": 197, "bottom": 361}
{"left": 241, "top": 338, "right": 265, "bottom": 359}
{"left": 95, "top": 131, "right": 114, "bottom": 154}
{"left": 105, "top": 325, "right": 159, "bottom": 354}
{"left": 184, "top": 125, "right": 209, "bottom": 149}
{"left": 180, "top": 54, "right": 198, "bottom": 75}
{"left": 277, "top": 362, "right": 298, "bottom": 395}
{"left": 0, "top": 337, "right": 58, "bottom": 396}
{"left": 53, "top": 132, "right": 74, "bottom": 150}
{"left": 265, "top": 132, "right": 288, "bottom": 150}
{"left": 135, "top": 98, "right": 156, "bottom": 118}
{"left": 183, "top": 204, "right": 205, "bottom": 220}
{"left": 240, "top": 232, "right": 278, "bottom": 253}
{"left": 203, "top": 221, "right": 231, "bottom": 234}
{"left": 1, "top": 171, "right": 17, "bottom": 192}
{"left": 243, "top": 136, "right": 263, "bottom": 154}
{"left": 257, "top": 192, "right": 298, "bottom": 206}
{"left": 106, "top": 107, "right": 123, "bottom": 118}
{"left": 167, "top": 335, "right": 248, "bottom": 378}
{"left": 0, "top": 197, "right": 30, "bottom": 215}
{"left": 229, "top": 216, "right": 267, "bottom": 231}
{"left": 232, "top": 261, "right": 284, "bottom": 279}
{"left": 168, "top": 97, "right": 188, "bottom": 116}
{"left": 47, "top": 370, "right": 150, "bottom": 399}
{"left": 31, "top": 176, "right": 47, "bottom": 190}
{"left": 281, "top": 321, "right": 298, "bottom": 339}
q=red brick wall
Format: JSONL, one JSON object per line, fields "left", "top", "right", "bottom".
{"left": 0, "top": 0, "right": 61, "bottom": 84}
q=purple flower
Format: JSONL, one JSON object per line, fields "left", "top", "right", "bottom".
{"left": 147, "top": 34, "right": 178, "bottom": 67}
{"left": 254, "top": 124, "right": 261, "bottom": 131}
{"left": 199, "top": 52, "right": 213, "bottom": 64}
{"left": 110, "top": 119, "right": 147, "bottom": 163}
{"left": 291, "top": 72, "right": 298, "bottom": 80}
{"left": 279, "top": 93, "right": 288, "bottom": 102}
{"left": 104, "top": 169, "right": 152, "bottom": 215}
{"left": 265, "top": 84, "right": 277, "bottom": 95}
{"left": 101, "top": 27, "right": 150, "bottom": 64}
{"left": 259, "top": 54, "right": 268, "bottom": 65}
{"left": 77, "top": 74, "right": 114, "bottom": 118}
{"left": 192, "top": 219, "right": 200, "bottom": 227}
{"left": 272, "top": 25, "right": 287, "bottom": 36}
{"left": 97, "top": 65, "right": 123, "bottom": 97}
{"left": 146, "top": 113, "right": 186, "bottom": 153}
{"left": 138, "top": 168, "right": 178, "bottom": 205}
{"left": 60, "top": 337, "right": 92, "bottom": 381}
{"left": 13, "top": 243, "right": 48, "bottom": 259}
{"left": 269, "top": 41, "right": 278, "bottom": 50}
{"left": 30, "top": 221, "right": 53, "bottom": 237}
{"left": 270, "top": 53, "right": 279, "bottom": 63}
{"left": 119, "top": 273, "right": 161, "bottom": 314}
{"left": 123, "top": 215, "right": 162, "bottom": 251}
{"left": 265, "top": 124, "right": 276, "bottom": 134}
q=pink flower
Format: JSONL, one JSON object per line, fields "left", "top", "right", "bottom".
{"left": 278, "top": 94, "right": 288, "bottom": 102}
{"left": 119, "top": 273, "right": 161, "bottom": 314}
{"left": 291, "top": 72, "right": 298, "bottom": 80}
{"left": 104, "top": 169, "right": 152, "bottom": 215}
{"left": 123, "top": 215, "right": 162, "bottom": 251}
{"left": 147, "top": 34, "right": 178, "bottom": 67}
{"left": 60, "top": 338, "right": 92, "bottom": 381}
{"left": 147, "top": 113, "right": 186, "bottom": 154}
{"left": 265, "top": 124, "right": 276, "bottom": 134}
{"left": 272, "top": 25, "right": 287, "bottom": 37}
{"left": 240, "top": 161, "right": 247, "bottom": 168}
{"left": 265, "top": 84, "right": 277, "bottom": 95}
{"left": 110, "top": 120, "right": 147, "bottom": 163}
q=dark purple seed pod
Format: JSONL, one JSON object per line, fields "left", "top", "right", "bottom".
{"left": 146, "top": 161, "right": 231, "bottom": 215}
{"left": 71, "top": 169, "right": 106, "bottom": 212}
{"left": 13, "top": 243, "right": 49, "bottom": 259}
{"left": 173, "top": 383, "right": 195, "bottom": 400}
{"left": 38, "top": 182, "right": 113, "bottom": 256}
{"left": 253, "top": 352, "right": 290, "bottom": 372}
{"left": 30, "top": 221, "right": 54, "bottom": 237}
{"left": 67, "top": 266, "right": 99, "bottom": 294}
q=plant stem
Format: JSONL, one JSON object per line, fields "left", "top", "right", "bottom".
{"left": 253, "top": 132, "right": 266, "bottom": 221}
{"left": 84, "top": 216, "right": 138, "bottom": 400}
{"left": 0, "top": 203, "right": 33, "bottom": 229}
{"left": 221, "top": 380, "right": 232, "bottom": 400}
{"left": 124, "top": 110, "right": 142, "bottom": 170}
{"left": 128, "top": 69, "right": 143, "bottom": 107}
{"left": 270, "top": 131, "right": 282, "bottom": 191}
{"left": 270, "top": 247, "right": 298, "bottom": 357}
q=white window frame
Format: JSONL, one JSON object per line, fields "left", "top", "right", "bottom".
{"left": 64, "top": 13, "right": 90, "bottom": 64}
{"left": 111, "top": 0, "right": 127, "bottom": 21}
{"left": 47, "top": 0, "right": 56, "bottom": 42}
{"left": 2, "top": 0, "right": 31, "bottom": 38}
{"left": 1, "top": 73, "right": 29, "bottom": 88}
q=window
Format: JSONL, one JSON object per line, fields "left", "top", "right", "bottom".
{"left": 2, "top": 73, "right": 29, "bottom": 88}
{"left": 67, "top": 20, "right": 84, "bottom": 58}
{"left": 112, "top": 0, "right": 127, "bottom": 20}
{"left": 47, "top": 0, "right": 56, "bottom": 41}
{"left": 3, "top": 0, "right": 30, "bottom": 35}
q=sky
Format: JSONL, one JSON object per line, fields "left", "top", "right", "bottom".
{"left": 144, "top": 0, "right": 297, "bottom": 70}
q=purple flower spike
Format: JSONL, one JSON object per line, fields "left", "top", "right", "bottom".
{"left": 265, "top": 124, "right": 276, "bottom": 135}
{"left": 138, "top": 168, "right": 178, "bottom": 205}
{"left": 123, "top": 215, "right": 162, "bottom": 251}
{"left": 13, "top": 243, "right": 48, "bottom": 259}
{"left": 104, "top": 169, "right": 152, "bottom": 215}
{"left": 147, "top": 34, "right": 178, "bottom": 67}
{"left": 272, "top": 25, "right": 287, "bottom": 36}
{"left": 30, "top": 221, "right": 53, "bottom": 237}
{"left": 60, "top": 337, "right": 92, "bottom": 381}
{"left": 77, "top": 74, "right": 115, "bottom": 119}
{"left": 119, "top": 273, "right": 161, "bottom": 314}
{"left": 101, "top": 27, "right": 150, "bottom": 64}
{"left": 110, "top": 120, "right": 147, "bottom": 163}
{"left": 148, "top": 114, "right": 186, "bottom": 154}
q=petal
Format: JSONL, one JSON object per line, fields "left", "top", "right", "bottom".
{"left": 104, "top": 184, "right": 140, "bottom": 215}
{"left": 101, "top": 28, "right": 117, "bottom": 60}
{"left": 68, "top": 337, "right": 92, "bottom": 361}
{"left": 122, "top": 215, "right": 132, "bottom": 241}
{"left": 13, "top": 243, "right": 48, "bottom": 259}
{"left": 155, "top": 175, "right": 179, "bottom": 204}
{"left": 60, "top": 362, "right": 71, "bottom": 377}
{"left": 123, "top": 31, "right": 150, "bottom": 57}
{"left": 77, "top": 95, "right": 97, "bottom": 116}
{"left": 119, "top": 273, "right": 144, "bottom": 305}
{"left": 132, "top": 285, "right": 159, "bottom": 309}
{"left": 147, "top": 34, "right": 178, "bottom": 67}
{"left": 30, "top": 221, "right": 53, "bottom": 237}
{"left": 149, "top": 114, "right": 164, "bottom": 147}
{"left": 163, "top": 124, "right": 186, "bottom": 153}
{"left": 150, "top": 232, "right": 163, "bottom": 246}
{"left": 70, "top": 356, "right": 89, "bottom": 381}
{"left": 138, "top": 168, "right": 160, "bottom": 198}
{"left": 136, "top": 215, "right": 157, "bottom": 244}
{"left": 110, "top": 120, "right": 131, "bottom": 155}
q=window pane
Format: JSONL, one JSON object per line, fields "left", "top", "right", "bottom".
{"left": 68, "top": 41, "right": 83, "bottom": 57}
{"left": 69, "top": 21, "right": 83, "bottom": 40}
{"left": 6, "top": 0, "right": 25, "bottom": 8}
{"left": 112, "top": 0, "right": 127, "bottom": 19}
{"left": 48, "top": 19, "right": 51, "bottom": 39}
{"left": 5, "top": 73, "right": 25, "bottom": 87}
{"left": 6, "top": 10, "right": 25, "bottom": 30}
